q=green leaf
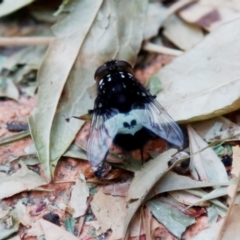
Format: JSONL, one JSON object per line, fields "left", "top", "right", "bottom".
{"left": 88, "top": 228, "right": 97, "bottom": 238}
{"left": 64, "top": 217, "right": 76, "bottom": 234}
{"left": 146, "top": 75, "right": 162, "bottom": 95}
{"left": 147, "top": 198, "right": 195, "bottom": 239}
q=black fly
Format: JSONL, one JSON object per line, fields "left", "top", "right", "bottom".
{"left": 87, "top": 60, "right": 183, "bottom": 178}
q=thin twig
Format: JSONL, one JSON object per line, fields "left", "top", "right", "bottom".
{"left": 77, "top": 195, "right": 93, "bottom": 237}
{"left": 166, "top": 0, "right": 198, "bottom": 18}
{"left": 143, "top": 42, "right": 183, "bottom": 56}
{"left": 0, "top": 37, "right": 54, "bottom": 46}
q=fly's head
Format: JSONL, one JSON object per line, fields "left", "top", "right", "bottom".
{"left": 94, "top": 60, "right": 133, "bottom": 82}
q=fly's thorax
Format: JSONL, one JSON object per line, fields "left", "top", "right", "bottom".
{"left": 97, "top": 71, "right": 134, "bottom": 92}
{"left": 96, "top": 71, "right": 138, "bottom": 112}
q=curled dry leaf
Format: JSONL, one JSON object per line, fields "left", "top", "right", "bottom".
{"left": 188, "top": 125, "right": 228, "bottom": 183}
{"left": 157, "top": 18, "right": 240, "bottom": 123}
{"left": 29, "top": 0, "right": 148, "bottom": 180}
{"left": 169, "top": 190, "right": 210, "bottom": 207}
{"left": 150, "top": 171, "right": 227, "bottom": 199}
{"left": 186, "top": 188, "right": 228, "bottom": 214}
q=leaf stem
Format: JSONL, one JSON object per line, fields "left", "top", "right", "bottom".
{"left": 143, "top": 42, "right": 183, "bottom": 56}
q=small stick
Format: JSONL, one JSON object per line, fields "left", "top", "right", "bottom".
{"left": 0, "top": 37, "right": 54, "bottom": 46}
{"left": 143, "top": 42, "right": 183, "bottom": 56}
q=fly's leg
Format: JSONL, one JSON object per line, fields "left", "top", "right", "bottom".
{"left": 140, "top": 148, "right": 144, "bottom": 165}
{"left": 94, "top": 151, "right": 112, "bottom": 179}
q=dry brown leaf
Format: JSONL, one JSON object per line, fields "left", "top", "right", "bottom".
{"left": 157, "top": 18, "right": 240, "bottom": 123}
{"left": 150, "top": 172, "right": 226, "bottom": 199}
{"left": 183, "top": 216, "right": 208, "bottom": 239}
{"left": 231, "top": 146, "right": 240, "bottom": 177}
{"left": 123, "top": 149, "right": 177, "bottom": 240}
{"left": 192, "top": 116, "right": 240, "bottom": 141}
{"left": 68, "top": 175, "right": 89, "bottom": 218}
{"left": 189, "top": 219, "right": 223, "bottom": 240}
{"left": 129, "top": 210, "right": 162, "bottom": 238}
{"left": 227, "top": 146, "right": 240, "bottom": 205}
{"left": 163, "top": 14, "right": 204, "bottom": 50}
{"left": 221, "top": 204, "right": 240, "bottom": 240}
{"left": 26, "top": 221, "right": 44, "bottom": 238}
{"left": 14, "top": 201, "right": 31, "bottom": 227}
{"left": 39, "top": 219, "right": 79, "bottom": 240}
{"left": 103, "top": 181, "right": 131, "bottom": 197}
{"left": 91, "top": 188, "right": 126, "bottom": 240}
{"left": 0, "top": 161, "right": 47, "bottom": 199}
{"left": 85, "top": 221, "right": 103, "bottom": 236}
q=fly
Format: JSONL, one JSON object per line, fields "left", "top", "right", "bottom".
{"left": 87, "top": 60, "right": 183, "bottom": 178}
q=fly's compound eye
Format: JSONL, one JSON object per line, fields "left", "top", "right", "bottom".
{"left": 94, "top": 60, "right": 133, "bottom": 82}
{"left": 94, "top": 65, "right": 108, "bottom": 82}
{"left": 114, "top": 60, "right": 132, "bottom": 69}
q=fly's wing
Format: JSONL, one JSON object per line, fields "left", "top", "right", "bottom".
{"left": 87, "top": 109, "right": 119, "bottom": 168}
{"left": 133, "top": 99, "right": 184, "bottom": 147}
